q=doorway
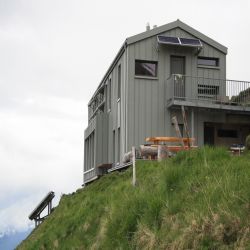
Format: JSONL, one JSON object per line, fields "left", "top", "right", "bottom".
{"left": 170, "top": 56, "right": 185, "bottom": 98}
{"left": 204, "top": 124, "right": 215, "bottom": 146}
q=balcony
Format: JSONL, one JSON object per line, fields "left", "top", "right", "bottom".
{"left": 166, "top": 74, "right": 250, "bottom": 112}
{"left": 88, "top": 90, "right": 105, "bottom": 122}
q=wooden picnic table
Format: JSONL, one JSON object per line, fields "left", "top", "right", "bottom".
{"left": 146, "top": 137, "right": 195, "bottom": 145}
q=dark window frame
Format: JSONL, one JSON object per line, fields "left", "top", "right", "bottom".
{"left": 197, "top": 57, "right": 219, "bottom": 67}
{"left": 135, "top": 60, "right": 158, "bottom": 77}
{"left": 217, "top": 129, "right": 238, "bottom": 138}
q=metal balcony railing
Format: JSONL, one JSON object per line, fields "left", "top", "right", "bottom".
{"left": 166, "top": 74, "right": 250, "bottom": 106}
{"left": 88, "top": 91, "right": 105, "bottom": 121}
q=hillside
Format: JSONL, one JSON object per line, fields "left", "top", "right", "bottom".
{"left": 18, "top": 147, "right": 250, "bottom": 249}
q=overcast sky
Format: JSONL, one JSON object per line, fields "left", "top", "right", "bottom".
{"left": 0, "top": 0, "right": 250, "bottom": 235}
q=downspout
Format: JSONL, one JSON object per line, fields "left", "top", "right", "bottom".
{"left": 124, "top": 41, "right": 128, "bottom": 152}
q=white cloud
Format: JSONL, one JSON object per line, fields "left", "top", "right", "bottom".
{"left": 0, "top": 0, "right": 249, "bottom": 235}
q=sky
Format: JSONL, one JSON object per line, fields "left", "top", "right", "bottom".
{"left": 0, "top": 0, "right": 250, "bottom": 236}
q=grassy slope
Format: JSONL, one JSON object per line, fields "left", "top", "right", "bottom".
{"left": 18, "top": 147, "right": 250, "bottom": 249}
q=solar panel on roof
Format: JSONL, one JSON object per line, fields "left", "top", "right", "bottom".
{"left": 179, "top": 37, "right": 202, "bottom": 47}
{"left": 157, "top": 35, "right": 180, "bottom": 45}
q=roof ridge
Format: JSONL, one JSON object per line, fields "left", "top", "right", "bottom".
{"left": 126, "top": 19, "right": 227, "bottom": 54}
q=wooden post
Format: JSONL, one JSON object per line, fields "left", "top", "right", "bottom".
{"left": 157, "top": 145, "right": 161, "bottom": 161}
{"left": 181, "top": 106, "right": 191, "bottom": 148}
{"left": 132, "top": 146, "right": 136, "bottom": 186}
{"left": 171, "top": 116, "right": 185, "bottom": 148}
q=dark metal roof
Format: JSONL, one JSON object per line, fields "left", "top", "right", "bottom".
{"left": 29, "top": 191, "right": 55, "bottom": 220}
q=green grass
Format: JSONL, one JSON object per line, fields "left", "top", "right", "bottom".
{"left": 18, "top": 147, "right": 250, "bottom": 249}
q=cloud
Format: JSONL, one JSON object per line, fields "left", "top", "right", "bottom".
{"left": 0, "top": 97, "right": 85, "bottom": 190}
{"left": 0, "top": 0, "right": 250, "bottom": 236}
{"left": 0, "top": 95, "right": 86, "bottom": 233}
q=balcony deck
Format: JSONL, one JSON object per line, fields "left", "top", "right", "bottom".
{"left": 166, "top": 75, "right": 250, "bottom": 113}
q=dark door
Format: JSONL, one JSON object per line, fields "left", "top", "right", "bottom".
{"left": 204, "top": 124, "right": 215, "bottom": 145}
{"left": 170, "top": 56, "right": 185, "bottom": 98}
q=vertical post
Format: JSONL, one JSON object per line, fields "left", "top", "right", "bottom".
{"left": 132, "top": 146, "right": 136, "bottom": 186}
{"left": 157, "top": 145, "right": 161, "bottom": 162}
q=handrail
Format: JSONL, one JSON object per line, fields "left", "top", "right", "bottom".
{"left": 169, "top": 74, "right": 250, "bottom": 83}
{"left": 166, "top": 74, "right": 250, "bottom": 106}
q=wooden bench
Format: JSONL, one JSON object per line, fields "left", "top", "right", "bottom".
{"left": 146, "top": 136, "right": 195, "bottom": 146}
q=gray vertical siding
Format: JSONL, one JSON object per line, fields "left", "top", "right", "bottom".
{"left": 83, "top": 24, "right": 230, "bottom": 184}
{"left": 106, "top": 52, "right": 127, "bottom": 164}
{"left": 126, "top": 27, "right": 226, "bottom": 151}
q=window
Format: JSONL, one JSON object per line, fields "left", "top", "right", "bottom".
{"left": 217, "top": 129, "right": 238, "bottom": 138}
{"left": 108, "top": 78, "right": 112, "bottom": 110}
{"left": 118, "top": 65, "right": 121, "bottom": 99}
{"left": 197, "top": 57, "right": 219, "bottom": 67}
{"left": 117, "top": 128, "right": 120, "bottom": 163}
{"left": 198, "top": 84, "right": 219, "bottom": 98}
{"left": 113, "top": 130, "right": 116, "bottom": 164}
{"left": 135, "top": 60, "right": 158, "bottom": 77}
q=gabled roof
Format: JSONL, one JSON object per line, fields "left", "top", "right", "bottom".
{"left": 127, "top": 19, "right": 227, "bottom": 54}
{"left": 88, "top": 20, "right": 227, "bottom": 104}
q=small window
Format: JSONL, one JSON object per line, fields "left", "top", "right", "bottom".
{"left": 117, "top": 128, "right": 120, "bottom": 163}
{"left": 197, "top": 57, "right": 219, "bottom": 67}
{"left": 198, "top": 85, "right": 219, "bottom": 96}
{"left": 118, "top": 65, "right": 121, "bottom": 99}
{"left": 113, "top": 130, "right": 116, "bottom": 164}
{"left": 135, "top": 60, "right": 158, "bottom": 77}
{"left": 108, "top": 78, "right": 112, "bottom": 110}
{"left": 217, "top": 129, "right": 238, "bottom": 138}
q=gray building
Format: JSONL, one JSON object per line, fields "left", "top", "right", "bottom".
{"left": 83, "top": 20, "right": 250, "bottom": 184}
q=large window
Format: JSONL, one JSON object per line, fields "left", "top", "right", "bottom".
{"left": 197, "top": 57, "right": 219, "bottom": 67}
{"left": 135, "top": 60, "right": 158, "bottom": 77}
